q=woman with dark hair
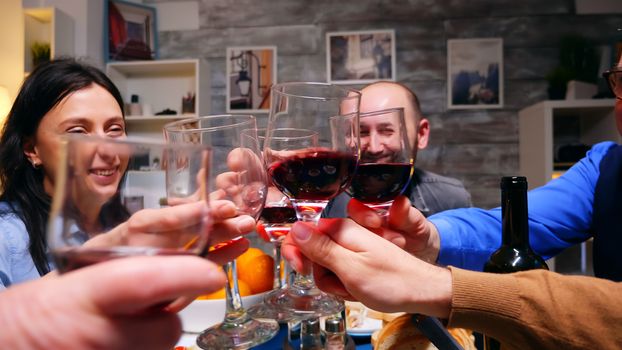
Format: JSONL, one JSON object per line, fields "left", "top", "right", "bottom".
{"left": 0, "top": 58, "right": 128, "bottom": 288}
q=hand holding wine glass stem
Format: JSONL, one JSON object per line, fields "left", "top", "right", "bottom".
{"left": 282, "top": 219, "right": 452, "bottom": 318}
{"left": 84, "top": 200, "right": 257, "bottom": 266}
{"left": 347, "top": 196, "right": 442, "bottom": 264}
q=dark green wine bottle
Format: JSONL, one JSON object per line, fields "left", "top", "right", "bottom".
{"left": 483, "top": 176, "right": 548, "bottom": 350}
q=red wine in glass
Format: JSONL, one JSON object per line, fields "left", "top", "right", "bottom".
{"left": 349, "top": 107, "right": 414, "bottom": 215}
{"left": 259, "top": 206, "right": 297, "bottom": 242}
{"left": 347, "top": 163, "right": 413, "bottom": 204}
{"left": 268, "top": 149, "right": 358, "bottom": 202}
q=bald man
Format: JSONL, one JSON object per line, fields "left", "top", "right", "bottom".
{"left": 326, "top": 81, "right": 471, "bottom": 218}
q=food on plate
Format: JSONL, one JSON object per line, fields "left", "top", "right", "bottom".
{"left": 346, "top": 301, "right": 370, "bottom": 328}
{"left": 372, "top": 313, "right": 476, "bottom": 350}
{"left": 345, "top": 301, "right": 385, "bottom": 330}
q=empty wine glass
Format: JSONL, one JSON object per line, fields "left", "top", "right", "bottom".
{"left": 48, "top": 134, "right": 211, "bottom": 272}
{"left": 346, "top": 108, "right": 413, "bottom": 216}
{"left": 164, "top": 114, "right": 279, "bottom": 349}
{"left": 263, "top": 82, "right": 361, "bottom": 319}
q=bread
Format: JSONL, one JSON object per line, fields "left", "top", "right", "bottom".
{"left": 345, "top": 301, "right": 405, "bottom": 329}
{"left": 344, "top": 301, "right": 390, "bottom": 329}
{"left": 372, "top": 313, "right": 476, "bottom": 350}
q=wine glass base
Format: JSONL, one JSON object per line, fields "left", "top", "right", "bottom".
{"left": 196, "top": 317, "right": 279, "bottom": 350}
{"left": 264, "top": 286, "right": 344, "bottom": 319}
{"left": 247, "top": 301, "right": 295, "bottom": 323}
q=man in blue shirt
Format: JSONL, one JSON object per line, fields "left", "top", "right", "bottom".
{"left": 335, "top": 65, "right": 622, "bottom": 281}
{"left": 432, "top": 141, "right": 615, "bottom": 272}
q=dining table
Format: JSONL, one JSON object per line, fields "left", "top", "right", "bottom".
{"left": 176, "top": 324, "right": 374, "bottom": 349}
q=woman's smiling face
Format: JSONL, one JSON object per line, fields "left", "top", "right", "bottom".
{"left": 25, "top": 83, "right": 127, "bottom": 200}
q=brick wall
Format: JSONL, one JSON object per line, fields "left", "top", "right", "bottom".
{"left": 149, "top": 0, "right": 621, "bottom": 208}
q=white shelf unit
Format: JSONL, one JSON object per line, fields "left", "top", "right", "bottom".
{"left": 106, "top": 59, "right": 210, "bottom": 140}
{"left": 23, "top": 7, "right": 74, "bottom": 75}
{"left": 519, "top": 99, "right": 618, "bottom": 190}
{"left": 518, "top": 98, "right": 617, "bottom": 275}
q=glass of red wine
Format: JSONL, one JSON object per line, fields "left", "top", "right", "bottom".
{"left": 263, "top": 82, "right": 361, "bottom": 318}
{"left": 248, "top": 128, "right": 319, "bottom": 322}
{"left": 347, "top": 108, "right": 414, "bottom": 216}
{"left": 47, "top": 134, "right": 211, "bottom": 272}
{"left": 164, "top": 115, "right": 279, "bottom": 350}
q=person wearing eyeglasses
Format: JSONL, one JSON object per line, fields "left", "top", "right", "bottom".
{"left": 410, "top": 58, "right": 622, "bottom": 280}
{"left": 282, "top": 53, "right": 622, "bottom": 349}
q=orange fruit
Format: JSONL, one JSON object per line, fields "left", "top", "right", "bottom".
{"left": 197, "top": 279, "right": 252, "bottom": 300}
{"left": 237, "top": 254, "right": 274, "bottom": 294}
{"left": 237, "top": 247, "right": 265, "bottom": 266}
{"left": 197, "top": 288, "right": 225, "bottom": 300}
{"left": 197, "top": 248, "right": 273, "bottom": 299}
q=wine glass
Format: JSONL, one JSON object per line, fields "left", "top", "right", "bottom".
{"left": 164, "top": 114, "right": 279, "bottom": 349}
{"left": 346, "top": 108, "right": 414, "bottom": 216}
{"left": 248, "top": 128, "right": 319, "bottom": 322}
{"left": 263, "top": 82, "right": 361, "bottom": 318}
{"left": 48, "top": 134, "right": 211, "bottom": 272}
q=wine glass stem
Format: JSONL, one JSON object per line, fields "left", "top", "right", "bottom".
{"left": 223, "top": 260, "right": 245, "bottom": 320}
{"left": 273, "top": 240, "right": 284, "bottom": 289}
{"left": 292, "top": 203, "right": 323, "bottom": 291}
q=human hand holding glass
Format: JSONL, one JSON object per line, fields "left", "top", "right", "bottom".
{"left": 47, "top": 134, "right": 212, "bottom": 275}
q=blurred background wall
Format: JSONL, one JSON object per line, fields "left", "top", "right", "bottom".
{"left": 148, "top": 0, "right": 620, "bottom": 208}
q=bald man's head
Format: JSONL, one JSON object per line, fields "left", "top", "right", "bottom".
{"left": 360, "top": 81, "right": 429, "bottom": 155}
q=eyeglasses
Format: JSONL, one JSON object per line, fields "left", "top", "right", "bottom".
{"left": 603, "top": 68, "right": 622, "bottom": 100}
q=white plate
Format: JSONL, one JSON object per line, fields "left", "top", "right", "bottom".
{"left": 347, "top": 316, "right": 383, "bottom": 337}
{"left": 178, "top": 292, "right": 267, "bottom": 333}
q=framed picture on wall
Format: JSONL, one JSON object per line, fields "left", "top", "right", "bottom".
{"left": 326, "top": 30, "right": 396, "bottom": 84}
{"left": 105, "top": 0, "right": 158, "bottom": 62}
{"left": 226, "top": 46, "right": 277, "bottom": 113}
{"left": 447, "top": 38, "right": 504, "bottom": 109}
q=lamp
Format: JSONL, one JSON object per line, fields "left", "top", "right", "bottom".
{"left": 232, "top": 50, "right": 267, "bottom": 106}
{"left": 236, "top": 70, "right": 251, "bottom": 96}
{"left": 0, "top": 86, "right": 11, "bottom": 127}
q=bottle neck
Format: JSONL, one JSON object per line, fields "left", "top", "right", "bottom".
{"left": 501, "top": 187, "right": 530, "bottom": 249}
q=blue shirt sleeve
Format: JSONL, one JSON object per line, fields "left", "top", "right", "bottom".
{"left": 430, "top": 141, "right": 616, "bottom": 271}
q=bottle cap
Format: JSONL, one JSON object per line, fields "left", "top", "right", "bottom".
{"left": 301, "top": 318, "right": 320, "bottom": 333}
{"left": 500, "top": 176, "right": 527, "bottom": 190}
{"left": 131, "top": 94, "right": 139, "bottom": 103}
{"left": 325, "top": 316, "right": 345, "bottom": 333}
